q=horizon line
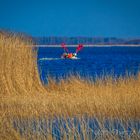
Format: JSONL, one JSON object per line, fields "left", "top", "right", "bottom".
{"left": 33, "top": 44, "right": 140, "bottom": 47}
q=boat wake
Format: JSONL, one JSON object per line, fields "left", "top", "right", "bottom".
{"left": 39, "top": 57, "right": 80, "bottom": 61}
{"left": 39, "top": 58, "right": 61, "bottom": 61}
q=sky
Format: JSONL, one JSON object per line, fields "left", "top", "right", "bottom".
{"left": 0, "top": 0, "right": 140, "bottom": 37}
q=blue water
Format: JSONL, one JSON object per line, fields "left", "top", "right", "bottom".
{"left": 37, "top": 47, "right": 140, "bottom": 83}
{"left": 13, "top": 117, "right": 140, "bottom": 140}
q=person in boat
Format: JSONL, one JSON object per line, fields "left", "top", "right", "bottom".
{"left": 61, "top": 43, "right": 83, "bottom": 59}
{"left": 62, "top": 53, "right": 77, "bottom": 59}
{"left": 61, "top": 53, "right": 67, "bottom": 58}
{"left": 67, "top": 53, "right": 73, "bottom": 58}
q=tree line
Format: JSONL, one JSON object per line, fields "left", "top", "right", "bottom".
{"left": 33, "top": 37, "right": 140, "bottom": 45}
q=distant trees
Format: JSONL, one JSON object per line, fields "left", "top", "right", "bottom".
{"left": 33, "top": 37, "right": 140, "bottom": 45}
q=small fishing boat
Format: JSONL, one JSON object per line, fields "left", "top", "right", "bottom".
{"left": 61, "top": 53, "right": 77, "bottom": 59}
{"left": 61, "top": 43, "right": 83, "bottom": 59}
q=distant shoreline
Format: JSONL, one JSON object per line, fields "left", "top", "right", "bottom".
{"left": 34, "top": 44, "right": 140, "bottom": 47}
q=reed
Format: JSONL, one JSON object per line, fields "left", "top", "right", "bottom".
{"left": 1, "top": 75, "right": 140, "bottom": 118}
{"left": 0, "top": 31, "right": 46, "bottom": 97}
{"left": 0, "top": 31, "right": 140, "bottom": 139}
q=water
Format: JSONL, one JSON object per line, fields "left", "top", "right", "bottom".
{"left": 37, "top": 47, "right": 140, "bottom": 83}
{"left": 13, "top": 117, "right": 140, "bottom": 140}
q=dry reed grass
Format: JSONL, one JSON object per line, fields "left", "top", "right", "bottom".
{"left": 0, "top": 31, "right": 46, "bottom": 97}
{"left": 0, "top": 31, "right": 140, "bottom": 118}
{"left": 1, "top": 75, "right": 140, "bottom": 118}
{"left": 0, "top": 31, "right": 140, "bottom": 139}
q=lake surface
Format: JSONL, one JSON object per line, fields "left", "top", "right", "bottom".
{"left": 13, "top": 117, "right": 140, "bottom": 140}
{"left": 37, "top": 47, "right": 140, "bottom": 83}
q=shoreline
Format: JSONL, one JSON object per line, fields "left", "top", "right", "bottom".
{"left": 34, "top": 44, "right": 140, "bottom": 47}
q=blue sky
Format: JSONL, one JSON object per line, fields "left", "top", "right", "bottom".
{"left": 0, "top": 0, "right": 140, "bottom": 37}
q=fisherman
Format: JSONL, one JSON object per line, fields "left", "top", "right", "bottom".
{"left": 61, "top": 53, "right": 77, "bottom": 59}
{"left": 67, "top": 53, "right": 73, "bottom": 58}
{"left": 61, "top": 52, "right": 68, "bottom": 58}
{"left": 61, "top": 43, "right": 83, "bottom": 59}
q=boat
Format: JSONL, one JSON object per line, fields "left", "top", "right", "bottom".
{"left": 61, "top": 43, "right": 83, "bottom": 59}
{"left": 61, "top": 53, "right": 78, "bottom": 59}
